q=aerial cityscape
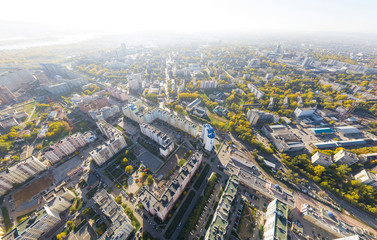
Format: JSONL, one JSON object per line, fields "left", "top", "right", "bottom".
{"left": 0, "top": 1, "right": 377, "bottom": 240}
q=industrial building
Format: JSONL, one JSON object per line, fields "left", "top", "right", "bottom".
{"left": 294, "top": 107, "right": 316, "bottom": 118}
{"left": 333, "top": 149, "right": 359, "bottom": 166}
{"left": 354, "top": 169, "right": 377, "bottom": 189}
{"left": 311, "top": 152, "right": 333, "bottom": 167}
{"left": 186, "top": 98, "right": 202, "bottom": 112}
{"left": 247, "top": 109, "right": 279, "bottom": 126}
{"left": 262, "top": 125, "right": 305, "bottom": 152}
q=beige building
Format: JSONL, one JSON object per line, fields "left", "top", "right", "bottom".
{"left": 354, "top": 169, "right": 377, "bottom": 188}
{"left": 333, "top": 149, "right": 359, "bottom": 166}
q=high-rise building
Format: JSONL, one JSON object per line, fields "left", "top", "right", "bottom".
{"left": 0, "top": 157, "right": 47, "bottom": 195}
{"left": 0, "top": 86, "right": 16, "bottom": 105}
{"left": 201, "top": 124, "right": 215, "bottom": 152}
{"left": 139, "top": 152, "right": 203, "bottom": 221}
{"left": 140, "top": 123, "right": 174, "bottom": 157}
{"left": 263, "top": 199, "right": 288, "bottom": 240}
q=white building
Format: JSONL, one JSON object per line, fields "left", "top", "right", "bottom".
{"left": 335, "top": 126, "right": 361, "bottom": 135}
{"left": 201, "top": 124, "right": 215, "bottom": 152}
{"left": 247, "top": 83, "right": 264, "bottom": 99}
{"left": 263, "top": 125, "right": 305, "bottom": 152}
{"left": 200, "top": 80, "right": 217, "bottom": 89}
{"left": 354, "top": 169, "right": 377, "bottom": 188}
{"left": 89, "top": 105, "right": 120, "bottom": 120}
{"left": 122, "top": 106, "right": 200, "bottom": 137}
{"left": 294, "top": 107, "right": 316, "bottom": 118}
{"left": 311, "top": 152, "right": 333, "bottom": 167}
{"left": 333, "top": 149, "right": 359, "bottom": 166}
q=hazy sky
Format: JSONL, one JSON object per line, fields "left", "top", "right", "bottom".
{"left": 1, "top": 0, "right": 377, "bottom": 35}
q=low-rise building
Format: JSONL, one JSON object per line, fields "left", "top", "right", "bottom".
{"left": 333, "top": 149, "right": 359, "bottom": 166}
{"left": 294, "top": 107, "right": 316, "bottom": 118}
{"left": 205, "top": 175, "right": 238, "bottom": 240}
{"left": 335, "top": 126, "right": 361, "bottom": 135}
{"left": 263, "top": 125, "right": 305, "bottom": 152}
{"left": 139, "top": 152, "right": 203, "bottom": 221}
{"left": 186, "top": 98, "right": 201, "bottom": 112}
{"left": 311, "top": 152, "right": 333, "bottom": 167}
{"left": 263, "top": 199, "right": 288, "bottom": 240}
{"left": 89, "top": 105, "right": 120, "bottom": 120}
{"left": 359, "top": 153, "right": 377, "bottom": 163}
{"left": 354, "top": 169, "right": 377, "bottom": 188}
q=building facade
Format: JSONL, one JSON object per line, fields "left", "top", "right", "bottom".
{"left": 201, "top": 124, "right": 215, "bottom": 152}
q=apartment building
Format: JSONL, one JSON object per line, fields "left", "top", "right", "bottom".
{"left": 93, "top": 189, "right": 134, "bottom": 240}
{"left": 122, "top": 106, "right": 200, "bottom": 137}
{"left": 201, "top": 124, "right": 215, "bottom": 152}
{"left": 311, "top": 152, "right": 333, "bottom": 167}
{"left": 108, "top": 87, "right": 127, "bottom": 101}
{"left": 3, "top": 187, "right": 74, "bottom": 240}
{"left": 139, "top": 152, "right": 203, "bottom": 221}
{"left": 200, "top": 80, "right": 217, "bottom": 89}
{"left": 89, "top": 105, "right": 120, "bottom": 120}
{"left": 0, "top": 156, "right": 47, "bottom": 195}
{"left": 44, "top": 132, "right": 87, "bottom": 164}
{"left": 247, "top": 83, "right": 264, "bottom": 99}
{"left": 140, "top": 123, "right": 174, "bottom": 157}
{"left": 205, "top": 175, "right": 239, "bottom": 240}
{"left": 263, "top": 199, "right": 288, "bottom": 240}
{"left": 90, "top": 121, "right": 127, "bottom": 166}
{"left": 77, "top": 91, "right": 110, "bottom": 115}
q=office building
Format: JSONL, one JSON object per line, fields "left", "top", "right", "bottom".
{"left": 140, "top": 123, "right": 174, "bottom": 157}
{"left": 93, "top": 189, "right": 134, "bottom": 240}
{"left": 205, "top": 175, "right": 238, "bottom": 240}
{"left": 354, "top": 170, "right": 377, "bottom": 188}
{"left": 263, "top": 125, "right": 305, "bottom": 152}
{"left": 201, "top": 124, "right": 215, "bottom": 152}
{"left": 0, "top": 156, "right": 47, "bottom": 195}
{"left": 263, "top": 199, "right": 288, "bottom": 240}
{"left": 333, "top": 149, "right": 359, "bottom": 166}
{"left": 247, "top": 109, "right": 279, "bottom": 126}
{"left": 139, "top": 152, "right": 203, "bottom": 221}
{"left": 311, "top": 152, "right": 333, "bottom": 167}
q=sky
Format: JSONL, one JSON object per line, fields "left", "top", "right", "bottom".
{"left": 1, "top": 0, "right": 377, "bottom": 36}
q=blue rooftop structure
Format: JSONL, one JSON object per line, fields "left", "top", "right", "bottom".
{"left": 203, "top": 124, "right": 215, "bottom": 139}
{"left": 312, "top": 128, "right": 334, "bottom": 135}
